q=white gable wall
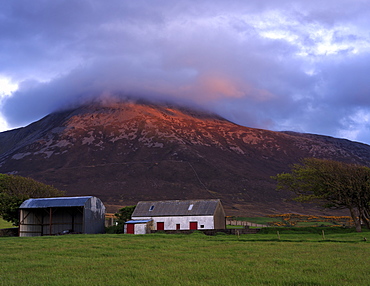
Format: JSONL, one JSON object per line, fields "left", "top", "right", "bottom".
{"left": 135, "top": 224, "right": 146, "bottom": 234}
{"left": 124, "top": 223, "right": 149, "bottom": 234}
{"left": 133, "top": 215, "right": 214, "bottom": 230}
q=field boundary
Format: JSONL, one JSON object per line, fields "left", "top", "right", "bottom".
{"left": 226, "top": 219, "right": 268, "bottom": 228}
{"left": 0, "top": 227, "right": 18, "bottom": 237}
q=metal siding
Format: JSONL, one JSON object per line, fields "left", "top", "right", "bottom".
{"left": 18, "top": 196, "right": 105, "bottom": 236}
{"left": 214, "top": 202, "right": 226, "bottom": 229}
{"left": 83, "top": 197, "right": 106, "bottom": 234}
{"left": 19, "top": 209, "right": 43, "bottom": 237}
{"left": 20, "top": 196, "right": 93, "bottom": 209}
{"left": 126, "top": 219, "right": 152, "bottom": 224}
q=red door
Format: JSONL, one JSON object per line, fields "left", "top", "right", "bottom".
{"left": 157, "top": 222, "right": 164, "bottom": 230}
{"left": 127, "top": 223, "right": 134, "bottom": 234}
{"left": 189, "top": 222, "right": 198, "bottom": 230}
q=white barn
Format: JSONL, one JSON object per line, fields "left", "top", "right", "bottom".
{"left": 125, "top": 199, "right": 226, "bottom": 234}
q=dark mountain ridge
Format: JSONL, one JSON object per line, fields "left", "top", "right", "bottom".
{"left": 1, "top": 100, "right": 370, "bottom": 216}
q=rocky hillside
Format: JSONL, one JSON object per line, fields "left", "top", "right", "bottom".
{"left": 1, "top": 100, "right": 370, "bottom": 215}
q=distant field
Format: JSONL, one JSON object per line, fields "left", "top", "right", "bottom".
{"left": 233, "top": 215, "right": 353, "bottom": 227}
{"left": 1, "top": 229, "right": 369, "bottom": 285}
{"left": 234, "top": 216, "right": 280, "bottom": 224}
{"left": 0, "top": 217, "right": 13, "bottom": 229}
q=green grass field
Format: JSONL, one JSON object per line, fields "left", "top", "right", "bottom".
{"left": 233, "top": 216, "right": 350, "bottom": 227}
{"left": 1, "top": 230, "right": 370, "bottom": 285}
{"left": 0, "top": 217, "right": 13, "bottom": 229}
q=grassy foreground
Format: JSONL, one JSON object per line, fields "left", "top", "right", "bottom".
{"left": 1, "top": 231, "right": 370, "bottom": 285}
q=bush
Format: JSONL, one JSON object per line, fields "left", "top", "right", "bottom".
{"left": 114, "top": 205, "right": 136, "bottom": 231}
{"left": 215, "top": 231, "right": 227, "bottom": 235}
{"left": 0, "top": 174, "right": 64, "bottom": 225}
{"left": 190, "top": 230, "right": 206, "bottom": 236}
{"left": 105, "top": 225, "right": 122, "bottom": 234}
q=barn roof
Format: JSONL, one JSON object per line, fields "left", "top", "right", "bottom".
{"left": 132, "top": 199, "right": 222, "bottom": 217}
{"left": 19, "top": 196, "right": 94, "bottom": 209}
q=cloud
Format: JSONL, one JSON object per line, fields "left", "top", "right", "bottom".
{"left": 1, "top": 0, "right": 370, "bottom": 144}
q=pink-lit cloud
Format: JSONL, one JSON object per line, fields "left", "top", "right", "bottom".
{"left": 0, "top": 0, "right": 370, "bottom": 144}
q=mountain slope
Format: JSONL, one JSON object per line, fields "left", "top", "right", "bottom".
{"left": 1, "top": 100, "right": 370, "bottom": 215}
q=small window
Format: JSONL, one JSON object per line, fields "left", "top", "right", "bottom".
{"left": 149, "top": 205, "right": 155, "bottom": 211}
{"left": 200, "top": 225, "right": 204, "bottom": 229}
{"left": 176, "top": 224, "right": 180, "bottom": 230}
{"left": 188, "top": 204, "right": 194, "bottom": 211}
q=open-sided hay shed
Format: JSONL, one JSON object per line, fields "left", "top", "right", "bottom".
{"left": 19, "top": 196, "right": 105, "bottom": 237}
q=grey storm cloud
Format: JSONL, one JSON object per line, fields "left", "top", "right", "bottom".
{"left": 1, "top": 0, "right": 370, "bottom": 144}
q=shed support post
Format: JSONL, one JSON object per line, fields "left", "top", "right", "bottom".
{"left": 71, "top": 213, "right": 75, "bottom": 232}
{"left": 41, "top": 213, "right": 44, "bottom": 236}
{"left": 49, "top": 207, "right": 52, "bottom": 235}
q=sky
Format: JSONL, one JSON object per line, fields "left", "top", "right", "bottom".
{"left": 1, "top": 0, "right": 370, "bottom": 144}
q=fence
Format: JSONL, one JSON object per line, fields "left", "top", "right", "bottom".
{"left": 226, "top": 219, "right": 268, "bottom": 228}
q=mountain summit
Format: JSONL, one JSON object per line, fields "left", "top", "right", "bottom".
{"left": 1, "top": 100, "right": 370, "bottom": 215}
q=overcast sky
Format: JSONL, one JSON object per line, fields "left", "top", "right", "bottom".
{"left": 1, "top": 1, "right": 370, "bottom": 144}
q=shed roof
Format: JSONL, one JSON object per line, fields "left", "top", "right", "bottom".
{"left": 19, "top": 196, "right": 94, "bottom": 209}
{"left": 126, "top": 219, "right": 152, "bottom": 224}
{"left": 132, "top": 199, "right": 222, "bottom": 217}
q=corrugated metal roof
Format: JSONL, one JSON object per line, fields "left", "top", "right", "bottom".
{"left": 126, "top": 219, "right": 152, "bottom": 224}
{"left": 132, "top": 199, "right": 221, "bottom": 217}
{"left": 19, "top": 196, "right": 93, "bottom": 209}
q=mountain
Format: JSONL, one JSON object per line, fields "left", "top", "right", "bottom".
{"left": 1, "top": 99, "right": 370, "bottom": 216}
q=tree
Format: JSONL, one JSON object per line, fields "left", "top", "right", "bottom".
{"left": 0, "top": 174, "right": 64, "bottom": 225}
{"left": 273, "top": 158, "right": 370, "bottom": 232}
{"left": 114, "top": 205, "right": 136, "bottom": 233}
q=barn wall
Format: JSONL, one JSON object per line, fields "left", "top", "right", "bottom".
{"left": 134, "top": 223, "right": 149, "bottom": 234}
{"left": 19, "top": 210, "right": 43, "bottom": 237}
{"left": 83, "top": 197, "right": 106, "bottom": 234}
{"left": 133, "top": 216, "right": 214, "bottom": 230}
{"left": 214, "top": 203, "right": 226, "bottom": 229}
